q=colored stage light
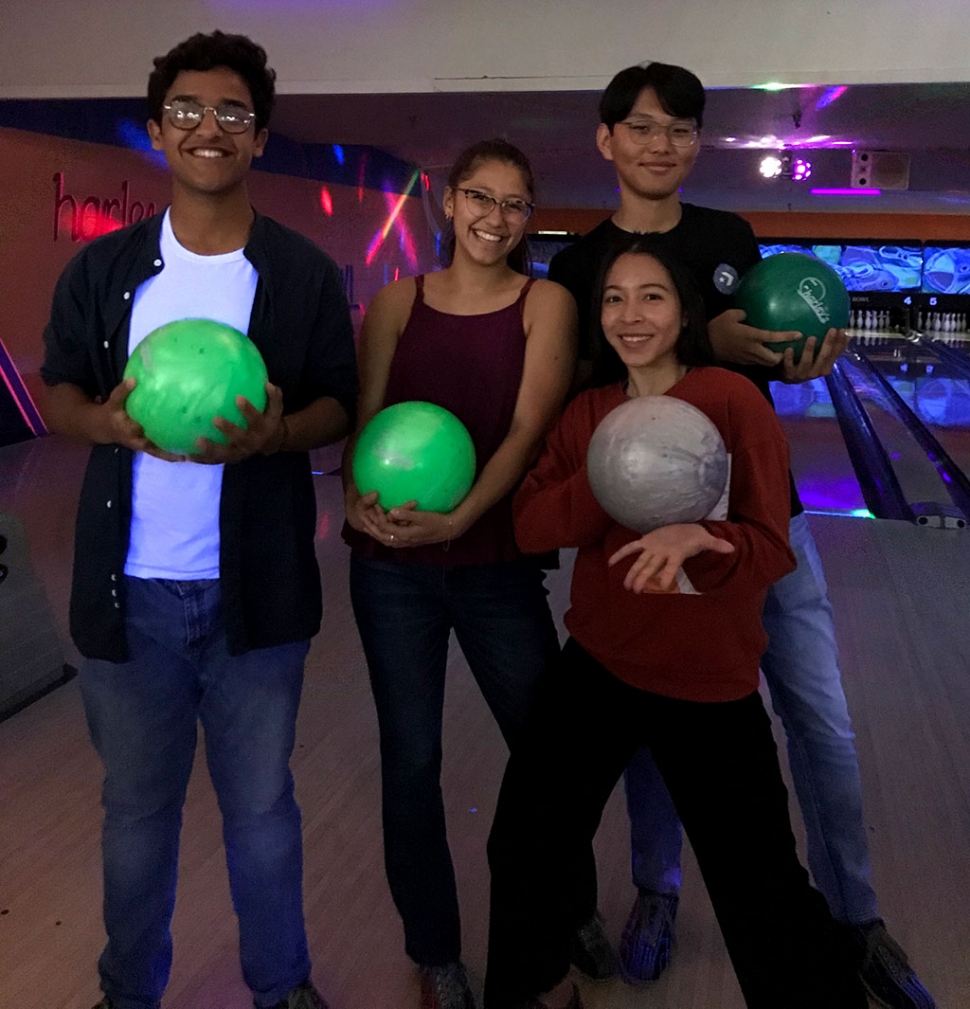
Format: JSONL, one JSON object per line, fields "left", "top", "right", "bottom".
{"left": 791, "top": 158, "right": 812, "bottom": 181}
{"left": 816, "top": 85, "right": 848, "bottom": 110}
{"left": 318, "top": 187, "right": 333, "bottom": 216}
{"left": 759, "top": 155, "right": 783, "bottom": 179}
{"left": 810, "top": 188, "right": 882, "bottom": 196}
{"left": 365, "top": 170, "right": 420, "bottom": 266}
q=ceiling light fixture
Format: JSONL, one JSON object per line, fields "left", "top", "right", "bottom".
{"left": 759, "top": 154, "right": 784, "bottom": 179}
{"left": 791, "top": 157, "right": 812, "bottom": 181}
{"left": 760, "top": 152, "right": 812, "bottom": 181}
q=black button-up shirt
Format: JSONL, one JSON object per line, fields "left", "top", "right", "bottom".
{"left": 41, "top": 210, "right": 358, "bottom": 661}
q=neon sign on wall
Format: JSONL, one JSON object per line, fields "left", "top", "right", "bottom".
{"left": 52, "top": 172, "right": 158, "bottom": 242}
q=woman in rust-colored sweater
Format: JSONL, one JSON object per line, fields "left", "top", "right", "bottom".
{"left": 483, "top": 239, "right": 867, "bottom": 1009}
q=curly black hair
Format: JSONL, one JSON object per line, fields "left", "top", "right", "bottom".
{"left": 148, "top": 30, "right": 276, "bottom": 132}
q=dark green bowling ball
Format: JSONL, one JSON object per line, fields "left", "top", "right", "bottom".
{"left": 123, "top": 319, "right": 268, "bottom": 455}
{"left": 735, "top": 253, "right": 850, "bottom": 363}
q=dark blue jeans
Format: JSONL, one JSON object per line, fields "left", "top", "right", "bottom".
{"left": 80, "top": 577, "right": 311, "bottom": 1009}
{"left": 349, "top": 554, "right": 560, "bottom": 966}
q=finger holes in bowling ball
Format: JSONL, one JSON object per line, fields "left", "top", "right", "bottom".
{"left": 735, "top": 252, "right": 851, "bottom": 365}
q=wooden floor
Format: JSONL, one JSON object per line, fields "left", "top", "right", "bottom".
{"left": 1, "top": 435, "right": 968, "bottom": 1009}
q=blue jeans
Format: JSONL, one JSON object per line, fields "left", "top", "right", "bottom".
{"left": 80, "top": 577, "right": 311, "bottom": 1009}
{"left": 625, "top": 512, "right": 879, "bottom": 924}
{"left": 349, "top": 554, "right": 560, "bottom": 966}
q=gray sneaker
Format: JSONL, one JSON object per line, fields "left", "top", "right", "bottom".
{"left": 419, "top": 961, "right": 476, "bottom": 1009}
{"left": 569, "top": 912, "right": 617, "bottom": 980}
{"left": 618, "top": 889, "right": 678, "bottom": 984}
{"left": 265, "top": 980, "right": 330, "bottom": 1009}
{"left": 849, "top": 920, "right": 937, "bottom": 1009}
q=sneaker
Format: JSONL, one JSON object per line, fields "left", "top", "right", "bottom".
{"left": 849, "top": 920, "right": 937, "bottom": 1009}
{"left": 419, "top": 962, "right": 476, "bottom": 1009}
{"left": 265, "top": 979, "right": 330, "bottom": 1009}
{"left": 569, "top": 912, "right": 616, "bottom": 980}
{"left": 618, "top": 889, "right": 678, "bottom": 984}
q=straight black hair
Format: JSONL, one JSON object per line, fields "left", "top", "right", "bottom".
{"left": 599, "top": 62, "right": 705, "bottom": 131}
{"left": 589, "top": 237, "right": 715, "bottom": 387}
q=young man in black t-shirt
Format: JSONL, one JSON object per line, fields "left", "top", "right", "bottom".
{"left": 549, "top": 62, "right": 935, "bottom": 1009}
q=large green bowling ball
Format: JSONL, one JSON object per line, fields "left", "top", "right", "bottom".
{"left": 352, "top": 401, "right": 476, "bottom": 513}
{"left": 123, "top": 319, "right": 268, "bottom": 455}
{"left": 587, "top": 396, "right": 729, "bottom": 534}
{"left": 735, "top": 253, "right": 850, "bottom": 364}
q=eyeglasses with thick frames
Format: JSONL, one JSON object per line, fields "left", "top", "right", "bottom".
{"left": 617, "top": 118, "right": 699, "bottom": 148}
{"left": 457, "top": 188, "right": 534, "bottom": 223}
{"left": 162, "top": 100, "right": 257, "bottom": 134}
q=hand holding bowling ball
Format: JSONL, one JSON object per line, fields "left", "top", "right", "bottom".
{"left": 352, "top": 401, "right": 476, "bottom": 518}
{"left": 95, "top": 377, "right": 187, "bottom": 462}
{"left": 735, "top": 253, "right": 850, "bottom": 366}
{"left": 123, "top": 319, "right": 270, "bottom": 457}
{"left": 587, "top": 396, "right": 729, "bottom": 534}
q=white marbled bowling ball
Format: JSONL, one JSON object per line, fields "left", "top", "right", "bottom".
{"left": 587, "top": 395, "right": 729, "bottom": 534}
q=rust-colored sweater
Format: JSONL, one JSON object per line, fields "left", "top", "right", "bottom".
{"left": 513, "top": 367, "right": 795, "bottom": 702}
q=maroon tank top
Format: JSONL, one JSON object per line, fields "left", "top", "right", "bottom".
{"left": 345, "top": 274, "right": 534, "bottom": 565}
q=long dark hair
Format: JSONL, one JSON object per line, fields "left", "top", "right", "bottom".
{"left": 443, "top": 138, "right": 535, "bottom": 276}
{"left": 589, "top": 237, "right": 715, "bottom": 387}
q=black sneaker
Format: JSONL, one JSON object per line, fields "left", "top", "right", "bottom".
{"left": 618, "top": 889, "right": 678, "bottom": 984}
{"left": 419, "top": 962, "right": 476, "bottom": 1009}
{"left": 265, "top": 979, "right": 330, "bottom": 1009}
{"left": 569, "top": 912, "right": 616, "bottom": 980}
{"left": 849, "top": 920, "right": 937, "bottom": 1009}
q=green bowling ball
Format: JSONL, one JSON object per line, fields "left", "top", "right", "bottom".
{"left": 123, "top": 319, "right": 268, "bottom": 455}
{"left": 352, "top": 401, "right": 476, "bottom": 513}
{"left": 735, "top": 253, "right": 850, "bottom": 364}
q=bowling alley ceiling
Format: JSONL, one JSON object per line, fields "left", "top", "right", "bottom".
{"left": 271, "top": 81, "right": 970, "bottom": 214}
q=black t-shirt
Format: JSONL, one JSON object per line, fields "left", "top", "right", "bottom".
{"left": 549, "top": 204, "right": 803, "bottom": 517}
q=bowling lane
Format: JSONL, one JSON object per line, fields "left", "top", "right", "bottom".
{"left": 769, "top": 377, "right": 869, "bottom": 516}
{"left": 850, "top": 332, "right": 970, "bottom": 487}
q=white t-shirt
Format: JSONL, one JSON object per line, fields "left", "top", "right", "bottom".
{"left": 125, "top": 209, "right": 259, "bottom": 580}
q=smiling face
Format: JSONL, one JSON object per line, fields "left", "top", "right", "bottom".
{"left": 601, "top": 252, "right": 686, "bottom": 372}
{"left": 596, "top": 86, "right": 699, "bottom": 203}
{"left": 147, "top": 66, "right": 268, "bottom": 199}
{"left": 442, "top": 158, "right": 532, "bottom": 268}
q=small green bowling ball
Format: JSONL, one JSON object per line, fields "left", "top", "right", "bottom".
{"left": 735, "top": 253, "right": 850, "bottom": 364}
{"left": 352, "top": 401, "right": 476, "bottom": 513}
{"left": 123, "top": 319, "right": 268, "bottom": 455}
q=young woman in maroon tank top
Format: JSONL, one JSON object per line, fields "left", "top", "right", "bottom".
{"left": 341, "top": 140, "right": 577, "bottom": 1009}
